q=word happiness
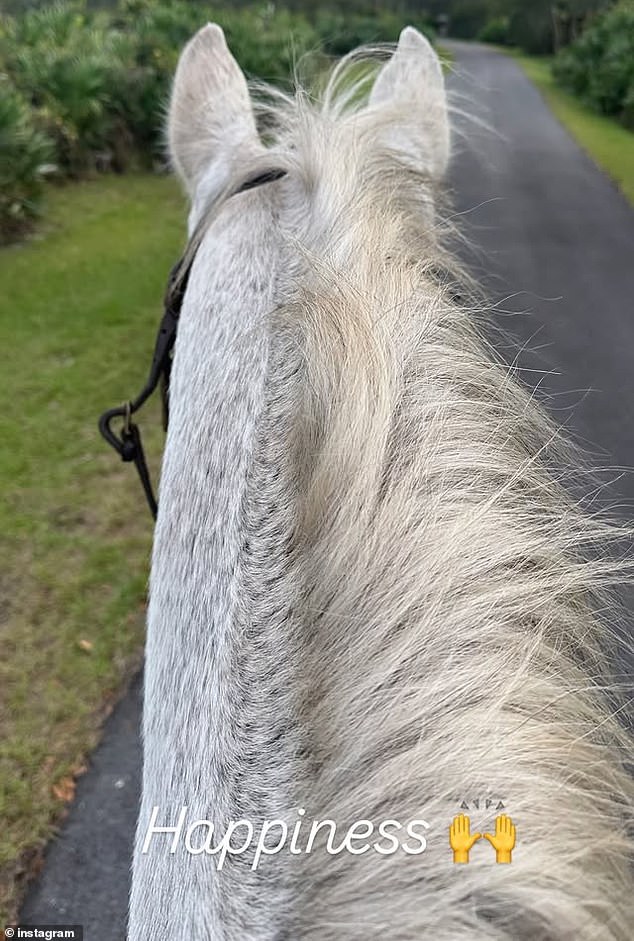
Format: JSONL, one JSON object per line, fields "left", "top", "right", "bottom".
{"left": 142, "top": 806, "right": 431, "bottom": 870}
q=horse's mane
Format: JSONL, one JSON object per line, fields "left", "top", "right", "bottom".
{"left": 139, "top": 45, "right": 634, "bottom": 940}
{"left": 247, "top": 49, "right": 634, "bottom": 939}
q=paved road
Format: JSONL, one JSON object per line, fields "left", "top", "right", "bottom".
{"left": 20, "top": 676, "right": 142, "bottom": 939}
{"left": 447, "top": 42, "right": 634, "bottom": 494}
{"left": 20, "top": 41, "right": 634, "bottom": 941}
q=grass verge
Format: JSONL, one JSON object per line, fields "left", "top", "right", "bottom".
{"left": 0, "top": 173, "right": 185, "bottom": 921}
{"left": 506, "top": 50, "right": 634, "bottom": 205}
{"left": 437, "top": 43, "right": 454, "bottom": 70}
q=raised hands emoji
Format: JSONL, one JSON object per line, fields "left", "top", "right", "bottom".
{"left": 449, "top": 814, "right": 481, "bottom": 863}
{"left": 483, "top": 814, "right": 516, "bottom": 863}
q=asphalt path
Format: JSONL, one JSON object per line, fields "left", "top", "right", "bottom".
{"left": 446, "top": 41, "right": 634, "bottom": 494}
{"left": 20, "top": 40, "right": 634, "bottom": 941}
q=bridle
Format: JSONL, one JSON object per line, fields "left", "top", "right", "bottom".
{"left": 98, "top": 168, "right": 287, "bottom": 521}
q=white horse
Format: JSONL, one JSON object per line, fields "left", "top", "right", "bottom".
{"left": 128, "top": 24, "right": 633, "bottom": 940}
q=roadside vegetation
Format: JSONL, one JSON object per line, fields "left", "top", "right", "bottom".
{"left": 551, "top": 1, "right": 634, "bottom": 129}
{"left": 0, "top": 0, "right": 435, "bottom": 243}
{"left": 0, "top": 0, "right": 441, "bottom": 921}
{"left": 445, "top": 0, "right": 623, "bottom": 55}
{"left": 440, "top": 0, "right": 634, "bottom": 123}
{"left": 0, "top": 171, "right": 184, "bottom": 922}
{"left": 473, "top": 1, "right": 634, "bottom": 130}
{"left": 454, "top": 0, "right": 634, "bottom": 201}
{"left": 511, "top": 52, "right": 634, "bottom": 204}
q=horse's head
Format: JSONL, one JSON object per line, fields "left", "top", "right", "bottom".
{"left": 168, "top": 23, "right": 450, "bottom": 246}
{"left": 129, "top": 25, "right": 634, "bottom": 941}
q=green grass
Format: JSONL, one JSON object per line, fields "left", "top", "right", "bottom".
{"left": 506, "top": 51, "right": 634, "bottom": 205}
{"left": 0, "top": 173, "right": 186, "bottom": 920}
{"left": 0, "top": 41, "right": 450, "bottom": 918}
{"left": 437, "top": 43, "right": 454, "bottom": 70}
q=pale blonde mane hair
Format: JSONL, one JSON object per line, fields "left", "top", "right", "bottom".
{"left": 131, "top": 27, "right": 634, "bottom": 941}
{"left": 255, "top": 44, "right": 633, "bottom": 941}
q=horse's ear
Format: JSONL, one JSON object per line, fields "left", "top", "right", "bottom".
{"left": 368, "top": 26, "right": 449, "bottom": 179}
{"left": 168, "top": 23, "right": 260, "bottom": 196}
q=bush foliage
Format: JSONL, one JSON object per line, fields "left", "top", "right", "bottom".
{"left": 552, "top": 1, "right": 634, "bottom": 129}
{"left": 476, "top": 15, "right": 510, "bottom": 44}
{"left": 444, "top": 1, "right": 615, "bottom": 54}
{"left": 0, "top": 0, "right": 435, "bottom": 241}
{"left": 0, "top": 75, "right": 54, "bottom": 242}
{"left": 314, "top": 8, "right": 434, "bottom": 56}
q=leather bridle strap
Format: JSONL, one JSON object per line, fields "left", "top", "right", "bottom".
{"left": 97, "top": 258, "right": 189, "bottom": 519}
{"left": 98, "top": 167, "right": 287, "bottom": 521}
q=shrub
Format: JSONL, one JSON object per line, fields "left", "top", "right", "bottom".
{"left": 0, "top": 76, "right": 54, "bottom": 241}
{"left": 109, "top": 0, "right": 197, "bottom": 164}
{"left": 507, "top": 4, "right": 553, "bottom": 55}
{"left": 1, "top": 4, "right": 141, "bottom": 174}
{"left": 446, "top": 0, "right": 492, "bottom": 40}
{"left": 552, "top": 0, "right": 634, "bottom": 128}
{"left": 622, "top": 80, "right": 634, "bottom": 129}
{"left": 218, "top": 5, "right": 317, "bottom": 84}
{"left": 0, "top": 0, "right": 441, "bottom": 243}
{"left": 314, "top": 8, "right": 435, "bottom": 57}
{"left": 477, "top": 16, "right": 510, "bottom": 45}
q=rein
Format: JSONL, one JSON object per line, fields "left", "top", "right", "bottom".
{"left": 98, "top": 168, "right": 287, "bottom": 521}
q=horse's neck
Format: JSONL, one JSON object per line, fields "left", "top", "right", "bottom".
{"left": 134, "top": 201, "right": 302, "bottom": 936}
